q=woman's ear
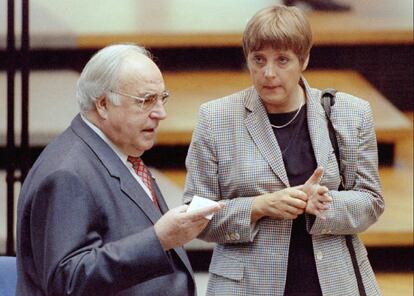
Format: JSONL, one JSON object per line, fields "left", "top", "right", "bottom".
{"left": 302, "top": 55, "right": 310, "bottom": 71}
{"left": 95, "top": 95, "right": 109, "bottom": 119}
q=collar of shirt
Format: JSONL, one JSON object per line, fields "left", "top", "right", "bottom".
{"left": 80, "top": 114, "right": 154, "bottom": 199}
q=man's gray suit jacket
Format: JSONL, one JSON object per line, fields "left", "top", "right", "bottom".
{"left": 16, "top": 114, "right": 195, "bottom": 296}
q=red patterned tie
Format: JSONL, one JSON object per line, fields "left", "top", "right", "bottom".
{"left": 127, "top": 156, "right": 160, "bottom": 210}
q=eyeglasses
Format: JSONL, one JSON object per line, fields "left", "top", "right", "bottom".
{"left": 109, "top": 89, "right": 169, "bottom": 111}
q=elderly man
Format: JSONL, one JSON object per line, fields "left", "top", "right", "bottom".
{"left": 16, "top": 44, "right": 222, "bottom": 296}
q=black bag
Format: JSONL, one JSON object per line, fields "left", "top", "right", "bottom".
{"left": 321, "top": 89, "right": 367, "bottom": 296}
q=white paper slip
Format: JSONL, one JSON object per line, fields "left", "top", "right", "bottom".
{"left": 187, "top": 195, "right": 219, "bottom": 220}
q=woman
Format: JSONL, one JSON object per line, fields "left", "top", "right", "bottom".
{"left": 184, "top": 5, "right": 384, "bottom": 296}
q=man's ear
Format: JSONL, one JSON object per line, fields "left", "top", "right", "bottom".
{"left": 302, "top": 55, "right": 310, "bottom": 71}
{"left": 95, "top": 95, "right": 109, "bottom": 119}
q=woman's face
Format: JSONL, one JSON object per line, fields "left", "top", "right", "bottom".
{"left": 247, "top": 46, "right": 308, "bottom": 113}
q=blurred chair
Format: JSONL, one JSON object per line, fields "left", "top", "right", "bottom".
{"left": 0, "top": 256, "right": 17, "bottom": 296}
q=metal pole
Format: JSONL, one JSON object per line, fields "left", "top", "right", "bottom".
{"left": 21, "top": 0, "right": 30, "bottom": 181}
{"left": 6, "top": 0, "right": 16, "bottom": 256}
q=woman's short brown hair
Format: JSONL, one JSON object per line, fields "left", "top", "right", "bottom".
{"left": 242, "top": 5, "right": 312, "bottom": 64}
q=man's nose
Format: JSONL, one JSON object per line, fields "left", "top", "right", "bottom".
{"left": 150, "top": 99, "right": 167, "bottom": 120}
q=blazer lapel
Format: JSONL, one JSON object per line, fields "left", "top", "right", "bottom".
{"left": 151, "top": 178, "right": 169, "bottom": 214}
{"left": 303, "top": 79, "right": 333, "bottom": 170}
{"left": 70, "top": 114, "right": 162, "bottom": 224}
{"left": 244, "top": 88, "right": 290, "bottom": 187}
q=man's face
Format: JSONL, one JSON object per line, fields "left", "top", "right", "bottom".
{"left": 99, "top": 54, "right": 167, "bottom": 157}
{"left": 247, "top": 46, "right": 308, "bottom": 113}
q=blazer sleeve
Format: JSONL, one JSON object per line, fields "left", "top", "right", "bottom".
{"left": 184, "top": 104, "right": 258, "bottom": 245}
{"left": 30, "top": 170, "right": 173, "bottom": 295}
{"left": 308, "top": 100, "right": 385, "bottom": 235}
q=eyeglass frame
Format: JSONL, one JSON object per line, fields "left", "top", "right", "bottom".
{"left": 109, "top": 89, "right": 169, "bottom": 111}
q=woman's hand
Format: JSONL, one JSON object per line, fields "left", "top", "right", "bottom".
{"left": 304, "top": 185, "right": 331, "bottom": 219}
{"left": 301, "top": 167, "right": 332, "bottom": 219}
{"left": 251, "top": 187, "right": 308, "bottom": 222}
{"left": 251, "top": 167, "right": 333, "bottom": 223}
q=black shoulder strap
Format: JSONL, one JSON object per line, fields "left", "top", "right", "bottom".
{"left": 320, "top": 89, "right": 367, "bottom": 296}
{"left": 321, "top": 88, "right": 340, "bottom": 168}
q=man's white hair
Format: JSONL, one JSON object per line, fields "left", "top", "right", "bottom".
{"left": 76, "top": 44, "right": 151, "bottom": 113}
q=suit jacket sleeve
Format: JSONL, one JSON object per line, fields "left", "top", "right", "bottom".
{"left": 30, "top": 170, "right": 173, "bottom": 295}
{"left": 307, "top": 98, "right": 384, "bottom": 235}
{"left": 184, "top": 104, "right": 257, "bottom": 245}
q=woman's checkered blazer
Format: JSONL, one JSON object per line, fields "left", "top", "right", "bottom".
{"left": 184, "top": 78, "right": 384, "bottom": 296}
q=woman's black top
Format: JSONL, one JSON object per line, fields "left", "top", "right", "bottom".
{"left": 268, "top": 105, "right": 323, "bottom": 296}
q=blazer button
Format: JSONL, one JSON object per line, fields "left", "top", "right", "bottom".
{"left": 316, "top": 251, "right": 323, "bottom": 260}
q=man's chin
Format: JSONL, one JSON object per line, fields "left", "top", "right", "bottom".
{"left": 139, "top": 139, "right": 156, "bottom": 153}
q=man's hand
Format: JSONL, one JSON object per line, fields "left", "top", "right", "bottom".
{"left": 302, "top": 167, "right": 332, "bottom": 219}
{"left": 251, "top": 187, "right": 308, "bottom": 222}
{"left": 154, "top": 203, "right": 224, "bottom": 250}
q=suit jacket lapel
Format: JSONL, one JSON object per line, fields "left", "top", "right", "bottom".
{"left": 70, "top": 114, "right": 162, "bottom": 224}
{"left": 244, "top": 88, "right": 290, "bottom": 187}
{"left": 118, "top": 176, "right": 163, "bottom": 222}
{"left": 303, "top": 78, "right": 333, "bottom": 170}
{"left": 152, "top": 178, "right": 169, "bottom": 214}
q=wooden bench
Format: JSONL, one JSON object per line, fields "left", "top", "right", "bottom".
{"left": 0, "top": 0, "right": 412, "bottom": 49}
{"left": 360, "top": 112, "right": 413, "bottom": 247}
{"left": 159, "top": 69, "right": 412, "bottom": 146}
